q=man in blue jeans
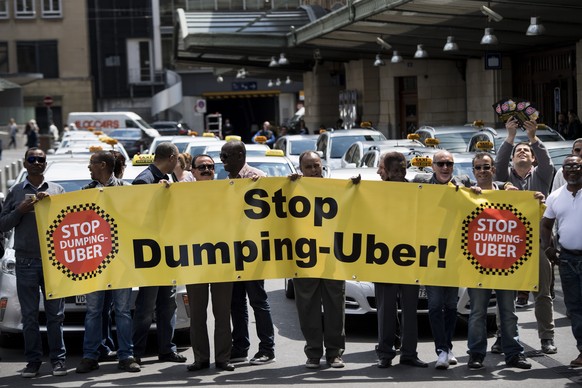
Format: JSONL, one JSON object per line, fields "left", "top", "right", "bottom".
{"left": 0, "top": 148, "right": 66, "bottom": 378}
{"left": 221, "top": 141, "right": 275, "bottom": 366}
{"left": 75, "top": 151, "right": 140, "bottom": 374}
{"left": 131, "top": 142, "right": 186, "bottom": 364}
{"left": 466, "top": 152, "right": 532, "bottom": 370}
{"left": 541, "top": 154, "right": 582, "bottom": 367}
{"left": 413, "top": 150, "right": 472, "bottom": 369}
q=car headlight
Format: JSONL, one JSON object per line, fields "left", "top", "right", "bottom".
{"left": 0, "top": 258, "right": 15, "bottom": 276}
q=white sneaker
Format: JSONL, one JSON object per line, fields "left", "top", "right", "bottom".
{"left": 435, "top": 351, "right": 449, "bottom": 370}
{"left": 447, "top": 350, "right": 458, "bottom": 365}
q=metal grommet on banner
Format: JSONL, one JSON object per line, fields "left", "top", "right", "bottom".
{"left": 418, "top": 185, "right": 423, "bottom": 190}
{"left": 172, "top": 280, "right": 177, "bottom": 285}
{"left": 229, "top": 180, "right": 234, "bottom": 185}
{"left": 48, "top": 293, "right": 53, "bottom": 298}
{"left": 352, "top": 275, "right": 357, "bottom": 280}
{"left": 237, "top": 275, "right": 241, "bottom": 279}
{"left": 477, "top": 283, "right": 483, "bottom": 287}
{"left": 99, "top": 187, "right": 104, "bottom": 192}
{"left": 107, "top": 284, "right": 112, "bottom": 288}
{"left": 533, "top": 285, "right": 538, "bottom": 291}
{"left": 415, "top": 279, "right": 420, "bottom": 284}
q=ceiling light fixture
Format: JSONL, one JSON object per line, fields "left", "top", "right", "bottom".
{"left": 285, "top": 76, "right": 292, "bottom": 85}
{"left": 526, "top": 16, "right": 545, "bottom": 36}
{"left": 275, "top": 78, "right": 281, "bottom": 86}
{"left": 278, "top": 53, "right": 289, "bottom": 65}
{"left": 391, "top": 51, "right": 403, "bottom": 63}
{"left": 216, "top": 75, "right": 224, "bottom": 83}
{"left": 269, "top": 56, "right": 279, "bottom": 67}
{"left": 443, "top": 36, "right": 459, "bottom": 52}
{"left": 481, "top": 5, "right": 503, "bottom": 22}
{"left": 267, "top": 79, "right": 273, "bottom": 87}
{"left": 480, "top": 27, "right": 498, "bottom": 45}
{"left": 376, "top": 37, "right": 392, "bottom": 50}
{"left": 373, "top": 54, "right": 386, "bottom": 67}
{"left": 236, "top": 68, "right": 247, "bottom": 79}
{"left": 414, "top": 44, "right": 428, "bottom": 59}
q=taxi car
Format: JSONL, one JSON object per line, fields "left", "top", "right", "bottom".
{"left": 466, "top": 124, "right": 565, "bottom": 154}
{"left": 0, "top": 156, "right": 191, "bottom": 336}
{"left": 214, "top": 149, "right": 296, "bottom": 179}
{"left": 273, "top": 134, "right": 318, "bottom": 168}
{"left": 340, "top": 139, "right": 424, "bottom": 168}
{"left": 415, "top": 124, "right": 495, "bottom": 153}
{"left": 148, "top": 133, "right": 220, "bottom": 154}
{"left": 316, "top": 128, "right": 387, "bottom": 170}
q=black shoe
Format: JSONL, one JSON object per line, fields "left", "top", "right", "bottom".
{"left": 158, "top": 352, "right": 187, "bottom": 363}
{"left": 118, "top": 357, "right": 141, "bottom": 372}
{"left": 187, "top": 361, "right": 210, "bottom": 371}
{"left": 76, "top": 358, "right": 99, "bottom": 374}
{"left": 216, "top": 361, "right": 235, "bottom": 371}
{"left": 229, "top": 353, "right": 248, "bottom": 363}
{"left": 134, "top": 357, "right": 142, "bottom": 365}
{"left": 99, "top": 350, "right": 118, "bottom": 362}
{"left": 377, "top": 358, "right": 392, "bottom": 368}
{"left": 506, "top": 354, "right": 531, "bottom": 369}
{"left": 541, "top": 339, "right": 557, "bottom": 354}
{"left": 491, "top": 337, "right": 503, "bottom": 354}
{"left": 400, "top": 357, "right": 428, "bottom": 368}
{"left": 468, "top": 355, "right": 484, "bottom": 370}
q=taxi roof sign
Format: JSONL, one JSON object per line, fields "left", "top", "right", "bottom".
{"left": 132, "top": 154, "right": 154, "bottom": 166}
{"left": 475, "top": 140, "right": 494, "bottom": 151}
{"left": 203, "top": 132, "right": 216, "bottom": 138}
{"left": 225, "top": 135, "right": 242, "bottom": 142}
{"left": 265, "top": 149, "right": 284, "bottom": 157}
{"left": 410, "top": 156, "right": 433, "bottom": 168}
{"left": 424, "top": 138, "right": 440, "bottom": 147}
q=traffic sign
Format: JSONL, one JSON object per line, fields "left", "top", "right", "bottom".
{"left": 44, "top": 95, "right": 54, "bottom": 106}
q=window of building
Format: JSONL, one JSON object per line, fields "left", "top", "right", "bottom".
{"left": 127, "top": 39, "right": 152, "bottom": 83}
{"left": 0, "top": 42, "right": 8, "bottom": 73}
{"left": 0, "top": 0, "right": 8, "bottom": 18}
{"left": 16, "top": 40, "right": 59, "bottom": 78}
{"left": 15, "top": 0, "right": 35, "bottom": 18}
{"left": 42, "top": 0, "right": 61, "bottom": 18}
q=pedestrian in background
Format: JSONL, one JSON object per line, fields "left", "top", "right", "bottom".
{"left": 8, "top": 118, "right": 18, "bottom": 148}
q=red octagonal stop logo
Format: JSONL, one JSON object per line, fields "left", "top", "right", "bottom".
{"left": 464, "top": 206, "right": 529, "bottom": 272}
{"left": 52, "top": 210, "right": 112, "bottom": 275}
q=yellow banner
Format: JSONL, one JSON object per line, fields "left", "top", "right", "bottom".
{"left": 35, "top": 177, "right": 542, "bottom": 299}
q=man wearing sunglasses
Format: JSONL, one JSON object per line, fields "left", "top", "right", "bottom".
{"left": 413, "top": 150, "right": 472, "bottom": 370}
{"left": 541, "top": 155, "right": 582, "bottom": 367}
{"left": 220, "top": 141, "right": 276, "bottom": 367}
{"left": 0, "top": 148, "right": 66, "bottom": 378}
{"left": 466, "top": 152, "right": 531, "bottom": 370}
{"left": 186, "top": 154, "right": 235, "bottom": 372}
{"left": 494, "top": 117, "right": 557, "bottom": 355}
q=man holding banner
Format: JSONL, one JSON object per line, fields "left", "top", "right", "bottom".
{"left": 221, "top": 140, "right": 276, "bottom": 366}
{"left": 376, "top": 152, "right": 427, "bottom": 369}
{"left": 0, "top": 148, "right": 67, "bottom": 378}
{"left": 413, "top": 150, "right": 472, "bottom": 369}
{"left": 466, "top": 152, "right": 531, "bottom": 370}
{"left": 131, "top": 142, "right": 187, "bottom": 365}
{"left": 186, "top": 154, "right": 235, "bottom": 372}
{"left": 291, "top": 151, "right": 346, "bottom": 369}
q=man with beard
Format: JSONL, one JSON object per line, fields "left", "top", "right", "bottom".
{"left": 541, "top": 154, "right": 582, "bottom": 367}
{"left": 220, "top": 141, "right": 276, "bottom": 366}
{"left": 186, "top": 154, "right": 234, "bottom": 372}
{"left": 494, "top": 117, "right": 556, "bottom": 355}
{"left": 376, "top": 152, "right": 427, "bottom": 369}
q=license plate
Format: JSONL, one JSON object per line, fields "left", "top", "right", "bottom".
{"left": 75, "top": 295, "right": 87, "bottom": 305}
{"left": 418, "top": 287, "right": 427, "bottom": 299}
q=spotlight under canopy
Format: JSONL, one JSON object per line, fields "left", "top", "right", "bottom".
{"left": 391, "top": 51, "right": 403, "bottom": 63}
{"left": 526, "top": 17, "right": 546, "bottom": 36}
{"left": 278, "top": 53, "right": 289, "bottom": 65}
{"left": 480, "top": 27, "right": 498, "bottom": 45}
{"left": 269, "top": 56, "right": 279, "bottom": 67}
{"left": 373, "top": 54, "right": 385, "bottom": 67}
{"left": 414, "top": 44, "right": 428, "bottom": 59}
{"left": 443, "top": 36, "right": 459, "bottom": 52}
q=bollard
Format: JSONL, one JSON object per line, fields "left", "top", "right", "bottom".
{"left": 11, "top": 162, "right": 18, "bottom": 180}
{"left": 4, "top": 165, "right": 10, "bottom": 182}
{"left": 0, "top": 169, "right": 4, "bottom": 196}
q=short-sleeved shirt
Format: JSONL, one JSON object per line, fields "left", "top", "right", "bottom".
{"left": 543, "top": 185, "right": 582, "bottom": 250}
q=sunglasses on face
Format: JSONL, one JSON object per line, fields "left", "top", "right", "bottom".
{"left": 574, "top": 148, "right": 581, "bottom": 153}
{"left": 473, "top": 164, "right": 492, "bottom": 171}
{"left": 194, "top": 164, "right": 215, "bottom": 171}
{"left": 563, "top": 163, "right": 582, "bottom": 171}
{"left": 26, "top": 156, "right": 46, "bottom": 164}
{"left": 434, "top": 161, "right": 454, "bottom": 168}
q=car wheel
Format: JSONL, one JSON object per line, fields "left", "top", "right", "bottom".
{"left": 285, "top": 278, "right": 295, "bottom": 299}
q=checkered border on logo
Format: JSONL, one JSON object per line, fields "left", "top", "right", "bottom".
{"left": 461, "top": 202, "right": 532, "bottom": 275}
{"left": 45, "top": 203, "right": 118, "bottom": 281}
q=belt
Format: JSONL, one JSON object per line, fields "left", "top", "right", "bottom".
{"left": 561, "top": 248, "right": 582, "bottom": 256}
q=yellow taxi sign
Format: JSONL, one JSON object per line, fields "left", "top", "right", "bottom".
{"left": 265, "top": 149, "right": 284, "bottom": 157}
{"left": 254, "top": 135, "right": 267, "bottom": 144}
{"left": 88, "top": 145, "right": 103, "bottom": 152}
{"left": 537, "top": 123, "right": 548, "bottom": 129}
{"left": 225, "top": 135, "right": 241, "bottom": 142}
{"left": 132, "top": 154, "right": 154, "bottom": 166}
{"left": 188, "top": 130, "right": 199, "bottom": 136}
{"left": 425, "top": 138, "right": 440, "bottom": 147}
{"left": 472, "top": 120, "right": 485, "bottom": 128}
{"left": 202, "top": 132, "right": 215, "bottom": 137}
{"left": 476, "top": 140, "right": 494, "bottom": 151}
{"left": 407, "top": 133, "right": 420, "bottom": 140}
{"left": 410, "top": 156, "right": 433, "bottom": 168}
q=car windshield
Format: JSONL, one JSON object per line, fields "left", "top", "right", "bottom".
{"left": 109, "top": 129, "right": 141, "bottom": 139}
{"left": 214, "top": 161, "right": 293, "bottom": 179}
{"left": 330, "top": 135, "right": 385, "bottom": 158}
{"left": 289, "top": 139, "right": 317, "bottom": 155}
{"left": 435, "top": 132, "right": 476, "bottom": 153}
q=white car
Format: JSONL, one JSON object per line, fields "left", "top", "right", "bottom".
{"left": 340, "top": 139, "right": 424, "bottom": 168}
{"left": 148, "top": 134, "right": 220, "bottom": 154}
{"left": 316, "top": 129, "right": 387, "bottom": 170}
{"left": 273, "top": 134, "right": 318, "bottom": 168}
{"left": 214, "top": 149, "right": 297, "bottom": 179}
{"left": 0, "top": 157, "right": 191, "bottom": 335}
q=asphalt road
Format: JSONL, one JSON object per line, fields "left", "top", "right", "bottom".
{"left": 0, "top": 278, "right": 581, "bottom": 387}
